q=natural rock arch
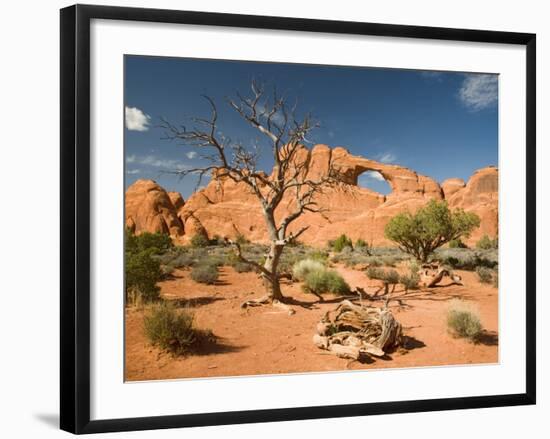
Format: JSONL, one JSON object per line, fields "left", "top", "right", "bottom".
{"left": 356, "top": 170, "right": 393, "bottom": 195}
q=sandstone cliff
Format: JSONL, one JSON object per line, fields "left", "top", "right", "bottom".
{"left": 125, "top": 145, "right": 498, "bottom": 247}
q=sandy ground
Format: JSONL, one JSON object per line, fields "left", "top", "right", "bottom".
{"left": 125, "top": 263, "right": 498, "bottom": 381}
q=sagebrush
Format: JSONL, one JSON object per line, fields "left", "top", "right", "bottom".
{"left": 446, "top": 299, "right": 483, "bottom": 342}
{"left": 191, "top": 263, "right": 219, "bottom": 284}
{"left": 302, "top": 268, "right": 351, "bottom": 298}
{"left": 292, "top": 259, "right": 325, "bottom": 281}
{"left": 144, "top": 303, "right": 213, "bottom": 355}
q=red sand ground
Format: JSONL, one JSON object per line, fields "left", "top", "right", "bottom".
{"left": 125, "top": 264, "right": 498, "bottom": 381}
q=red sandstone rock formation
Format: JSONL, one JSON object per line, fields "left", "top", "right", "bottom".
{"left": 125, "top": 179, "right": 184, "bottom": 240}
{"left": 125, "top": 145, "right": 498, "bottom": 247}
{"left": 446, "top": 166, "right": 498, "bottom": 243}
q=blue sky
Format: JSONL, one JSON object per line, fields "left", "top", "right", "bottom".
{"left": 124, "top": 56, "right": 498, "bottom": 197}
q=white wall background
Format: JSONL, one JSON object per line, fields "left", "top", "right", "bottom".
{"left": 0, "top": 0, "right": 546, "bottom": 437}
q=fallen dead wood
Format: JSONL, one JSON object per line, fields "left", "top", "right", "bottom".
{"left": 313, "top": 300, "right": 403, "bottom": 362}
{"left": 419, "top": 265, "right": 463, "bottom": 288}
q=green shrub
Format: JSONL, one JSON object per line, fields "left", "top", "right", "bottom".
{"left": 125, "top": 230, "right": 174, "bottom": 304}
{"left": 385, "top": 200, "right": 480, "bottom": 262}
{"left": 384, "top": 269, "right": 400, "bottom": 284}
{"left": 355, "top": 238, "right": 368, "bottom": 249}
{"left": 368, "top": 258, "right": 383, "bottom": 267}
{"left": 125, "top": 229, "right": 173, "bottom": 255}
{"left": 171, "top": 252, "right": 196, "bottom": 268}
{"left": 400, "top": 272, "right": 420, "bottom": 290}
{"left": 190, "top": 234, "right": 210, "bottom": 248}
{"left": 205, "top": 255, "right": 225, "bottom": 267}
{"left": 449, "top": 239, "right": 467, "bottom": 248}
{"left": 446, "top": 300, "right": 483, "bottom": 341}
{"left": 302, "top": 269, "right": 351, "bottom": 297}
{"left": 476, "top": 266, "right": 493, "bottom": 283}
{"left": 331, "top": 234, "right": 353, "bottom": 252}
{"left": 161, "top": 263, "right": 175, "bottom": 277}
{"left": 292, "top": 259, "right": 325, "bottom": 281}
{"left": 307, "top": 250, "right": 329, "bottom": 262}
{"left": 400, "top": 261, "right": 420, "bottom": 290}
{"left": 366, "top": 267, "right": 400, "bottom": 287}
{"left": 366, "top": 267, "right": 386, "bottom": 280}
{"left": 433, "top": 248, "right": 498, "bottom": 270}
{"left": 156, "top": 248, "right": 197, "bottom": 268}
{"left": 190, "top": 264, "right": 219, "bottom": 284}
{"left": 144, "top": 303, "right": 213, "bottom": 355}
{"left": 476, "top": 234, "right": 498, "bottom": 250}
{"left": 381, "top": 256, "right": 398, "bottom": 267}
{"left": 126, "top": 249, "right": 162, "bottom": 303}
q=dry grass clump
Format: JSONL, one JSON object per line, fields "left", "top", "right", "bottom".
{"left": 476, "top": 266, "right": 493, "bottom": 284}
{"left": 366, "top": 267, "right": 399, "bottom": 284}
{"left": 292, "top": 259, "right": 325, "bottom": 281}
{"left": 433, "top": 248, "right": 497, "bottom": 270}
{"left": 190, "top": 263, "right": 219, "bottom": 284}
{"left": 446, "top": 299, "right": 483, "bottom": 342}
{"left": 144, "top": 303, "right": 214, "bottom": 355}
{"left": 302, "top": 269, "right": 351, "bottom": 298}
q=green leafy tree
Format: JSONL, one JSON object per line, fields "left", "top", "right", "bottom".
{"left": 384, "top": 200, "right": 480, "bottom": 263}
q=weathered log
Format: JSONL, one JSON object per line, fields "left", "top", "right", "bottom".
{"left": 418, "top": 263, "right": 464, "bottom": 288}
{"left": 313, "top": 300, "right": 403, "bottom": 362}
{"left": 327, "top": 344, "right": 365, "bottom": 361}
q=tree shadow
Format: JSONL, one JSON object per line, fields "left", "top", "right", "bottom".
{"left": 401, "top": 335, "right": 427, "bottom": 351}
{"left": 280, "top": 296, "right": 318, "bottom": 310}
{"left": 374, "top": 335, "right": 426, "bottom": 362}
{"left": 380, "top": 289, "right": 479, "bottom": 311}
{"left": 192, "top": 337, "right": 245, "bottom": 356}
{"left": 475, "top": 330, "right": 499, "bottom": 346}
{"left": 169, "top": 296, "right": 225, "bottom": 308}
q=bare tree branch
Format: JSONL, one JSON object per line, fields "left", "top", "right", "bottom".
{"left": 160, "top": 80, "right": 346, "bottom": 305}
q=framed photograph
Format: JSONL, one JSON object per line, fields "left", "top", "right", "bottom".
{"left": 60, "top": 4, "right": 536, "bottom": 434}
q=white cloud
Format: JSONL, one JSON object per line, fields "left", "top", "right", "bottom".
{"left": 126, "top": 169, "right": 140, "bottom": 175}
{"left": 378, "top": 152, "right": 396, "bottom": 163}
{"left": 458, "top": 74, "right": 498, "bottom": 111}
{"left": 139, "top": 155, "right": 187, "bottom": 169}
{"left": 360, "top": 170, "right": 385, "bottom": 181}
{"left": 186, "top": 151, "right": 198, "bottom": 159}
{"left": 125, "top": 106, "right": 151, "bottom": 131}
{"left": 126, "top": 154, "right": 188, "bottom": 170}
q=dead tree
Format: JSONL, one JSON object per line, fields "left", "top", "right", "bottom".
{"left": 161, "top": 80, "right": 343, "bottom": 312}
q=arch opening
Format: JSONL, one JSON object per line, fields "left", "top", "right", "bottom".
{"left": 357, "top": 170, "right": 392, "bottom": 195}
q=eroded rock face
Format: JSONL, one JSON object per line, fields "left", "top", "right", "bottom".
{"left": 125, "top": 146, "right": 498, "bottom": 247}
{"left": 447, "top": 167, "right": 498, "bottom": 243}
{"left": 125, "top": 180, "right": 184, "bottom": 239}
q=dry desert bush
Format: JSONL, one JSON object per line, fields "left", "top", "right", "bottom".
{"left": 144, "top": 302, "right": 214, "bottom": 355}
{"left": 446, "top": 299, "right": 483, "bottom": 342}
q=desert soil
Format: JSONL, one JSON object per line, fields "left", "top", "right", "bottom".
{"left": 125, "top": 263, "right": 498, "bottom": 381}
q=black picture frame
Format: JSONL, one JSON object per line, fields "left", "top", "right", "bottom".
{"left": 60, "top": 4, "right": 536, "bottom": 434}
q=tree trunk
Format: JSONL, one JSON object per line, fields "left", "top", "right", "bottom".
{"left": 262, "top": 242, "right": 284, "bottom": 302}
